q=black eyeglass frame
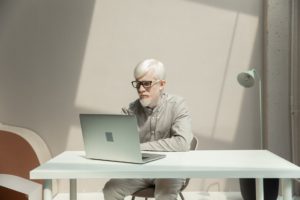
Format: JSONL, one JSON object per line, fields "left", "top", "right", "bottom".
{"left": 131, "top": 80, "right": 160, "bottom": 89}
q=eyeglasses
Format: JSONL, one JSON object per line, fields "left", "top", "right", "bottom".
{"left": 131, "top": 80, "right": 160, "bottom": 89}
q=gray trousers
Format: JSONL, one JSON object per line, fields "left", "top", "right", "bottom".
{"left": 103, "top": 178, "right": 185, "bottom": 200}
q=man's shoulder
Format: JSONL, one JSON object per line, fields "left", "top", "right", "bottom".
{"left": 163, "top": 93, "right": 189, "bottom": 115}
{"left": 165, "top": 93, "right": 186, "bottom": 104}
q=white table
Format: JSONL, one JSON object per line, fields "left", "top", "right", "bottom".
{"left": 30, "top": 150, "right": 300, "bottom": 200}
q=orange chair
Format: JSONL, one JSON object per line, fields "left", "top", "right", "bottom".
{"left": 0, "top": 123, "right": 55, "bottom": 200}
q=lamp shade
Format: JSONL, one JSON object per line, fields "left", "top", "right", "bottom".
{"left": 237, "top": 69, "right": 256, "bottom": 88}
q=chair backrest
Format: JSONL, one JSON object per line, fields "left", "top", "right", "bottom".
{"left": 0, "top": 123, "right": 56, "bottom": 200}
{"left": 190, "top": 136, "right": 198, "bottom": 150}
{"left": 0, "top": 130, "right": 41, "bottom": 200}
{"left": 179, "top": 136, "right": 198, "bottom": 191}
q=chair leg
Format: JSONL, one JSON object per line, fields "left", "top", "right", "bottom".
{"left": 179, "top": 192, "right": 185, "bottom": 200}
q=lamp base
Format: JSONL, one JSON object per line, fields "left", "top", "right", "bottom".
{"left": 239, "top": 178, "right": 279, "bottom": 200}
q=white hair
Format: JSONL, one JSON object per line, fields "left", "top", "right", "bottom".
{"left": 134, "top": 59, "right": 166, "bottom": 80}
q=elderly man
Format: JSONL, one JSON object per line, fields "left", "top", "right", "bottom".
{"left": 103, "top": 59, "right": 193, "bottom": 200}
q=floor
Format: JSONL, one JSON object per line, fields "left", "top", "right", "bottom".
{"left": 53, "top": 192, "right": 300, "bottom": 200}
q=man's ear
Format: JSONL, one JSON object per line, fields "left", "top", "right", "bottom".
{"left": 160, "top": 80, "right": 166, "bottom": 90}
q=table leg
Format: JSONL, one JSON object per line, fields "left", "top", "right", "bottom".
{"left": 256, "top": 178, "right": 264, "bottom": 200}
{"left": 282, "top": 179, "right": 292, "bottom": 200}
{"left": 43, "top": 179, "right": 52, "bottom": 200}
{"left": 70, "top": 179, "right": 77, "bottom": 200}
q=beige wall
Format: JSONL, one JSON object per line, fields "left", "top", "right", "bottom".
{"left": 0, "top": 0, "right": 267, "bottom": 193}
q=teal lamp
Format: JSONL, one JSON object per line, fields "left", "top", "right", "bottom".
{"left": 237, "top": 69, "right": 279, "bottom": 200}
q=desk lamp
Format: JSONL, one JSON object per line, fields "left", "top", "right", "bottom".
{"left": 237, "top": 68, "right": 279, "bottom": 200}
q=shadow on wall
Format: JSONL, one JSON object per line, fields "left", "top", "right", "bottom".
{"left": 183, "top": 0, "right": 263, "bottom": 147}
{"left": 183, "top": 0, "right": 263, "bottom": 193}
{"left": 184, "top": 0, "right": 263, "bottom": 150}
{"left": 0, "top": 0, "right": 96, "bottom": 155}
{"left": 186, "top": 0, "right": 260, "bottom": 15}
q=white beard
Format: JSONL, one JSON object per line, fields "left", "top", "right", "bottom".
{"left": 139, "top": 98, "right": 151, "bottom": 107}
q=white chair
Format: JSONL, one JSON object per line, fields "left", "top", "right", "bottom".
{"left": 0, "top": 123, "right": 57, "bottom": 200}
{"left": 0, "top": 174, "right": 42, "bottom": 200}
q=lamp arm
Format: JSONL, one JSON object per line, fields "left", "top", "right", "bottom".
{"left": 258, "top": 79, "right": 264, "bottom": 149}
{"left": 252, "top": 69, "right": 260, "bottom": 80}
{"left": 237, "top": 68, "right": 264, "bottom": 149}
{"left": 253, "top": 69, "right": 264, "bottom": 149}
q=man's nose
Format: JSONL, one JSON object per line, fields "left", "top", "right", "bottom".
{"left": 137, "top": 84, "right": 146, "bottom": 92}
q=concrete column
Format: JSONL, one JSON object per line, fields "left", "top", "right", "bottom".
{"left": 264, "top": 0, "right": 300, "bottom": 195}
{"left": 264, "top": 0, "right": 292, "bottom": 160}
{"left": 290, "top": 0, "right": 300, "bottom": 196}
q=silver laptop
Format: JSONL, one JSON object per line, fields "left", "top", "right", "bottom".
{"left": 79, "top": 114, "right": 166, "bottom": 164}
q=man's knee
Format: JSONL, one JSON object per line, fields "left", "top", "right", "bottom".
{"left": 103, "top": 180, "right": 124, "bottom": 199}
{"left": 154, "top": 179, "right": 185, "bottom": 200}
{"left": 103, "top": 180, "right": 114, "bottom": 197}
{"left": 103, "top": 179, "right": 139, "bottom": 200}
